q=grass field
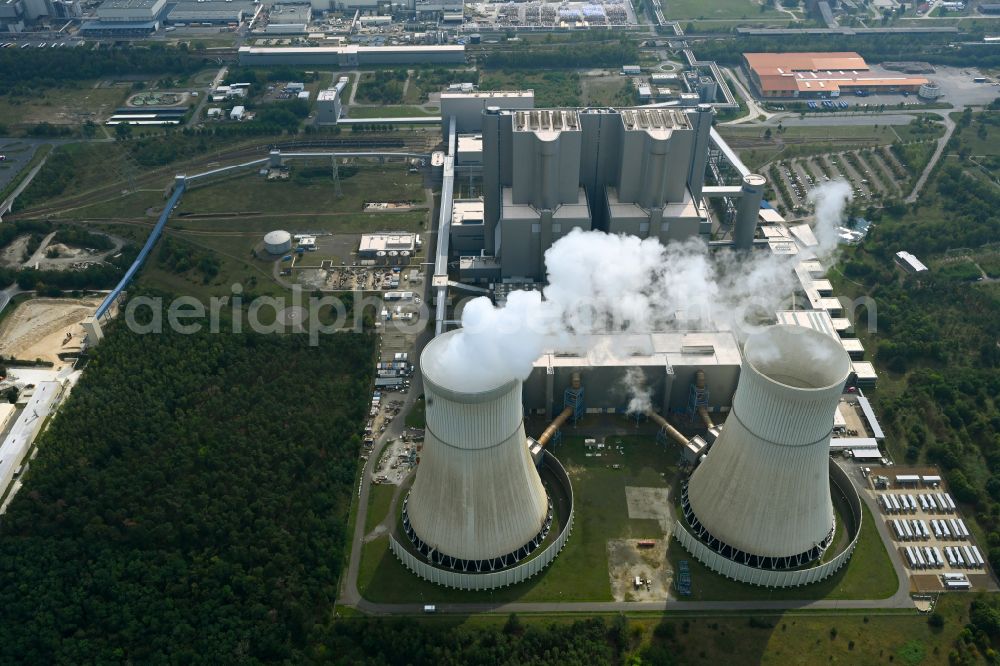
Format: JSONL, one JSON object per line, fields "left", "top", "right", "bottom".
{"left": 51, "top": 189, "right": 168, "bottom": 220}
{"left": 669, "top": 500, "right": 898, "bottom": 602}
{"left": 666, "top": 0, "right": 787, "bottom": 20}
{"left": 364, "top": 484, "right": 396, "bottom": 535}
{"left": 178, "top": 166, "right": 426, "bottom": 217}
{"left": 358, "top": 432, "right": 674, "bottom": 604}
{"left": 478, "top": 70, "right": 581, "bottom": 107}
{"left": 717, "top": 124, "right": 935, "bottom": 170}
{"left": 357, "top": 424, "right": 900, "bottom": 604}
{"left": 0, "top": 82, "right": 128, "bottom": 128}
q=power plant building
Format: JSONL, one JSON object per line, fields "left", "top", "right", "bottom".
{"left": 523, "top": 331, "right": 741, "bottom": 418}
{"left": 478, "top": 105, "right": 716, "bottom": 281}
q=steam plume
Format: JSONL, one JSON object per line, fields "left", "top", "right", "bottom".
{"left": 427, "top": 183, "right": 853, "bottom": 393}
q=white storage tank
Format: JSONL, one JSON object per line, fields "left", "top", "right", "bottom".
{"left": 263, "top": 230, "right": 292, "bottom": 255}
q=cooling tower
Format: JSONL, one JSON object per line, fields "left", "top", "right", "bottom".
{"left": 403, "top": 330, "right": 551, "bottom": 570}
{"left": 684, "top": 325, "right": 851, "bottom": 567}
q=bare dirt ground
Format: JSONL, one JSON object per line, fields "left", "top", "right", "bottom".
{"left": 625, "top": 486, "right": 672, "bottom": 534}
{"left": 608, "top": 539, "right": 672, "bottom": 601}
{"left": 0, "top": 236, "right": 31, "bottom": 268}
{"left": 0, "top": 297, "right": 102, "bottom": 366}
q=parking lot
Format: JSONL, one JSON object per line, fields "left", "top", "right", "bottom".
{"left": 0, "top": 140, "right": 44, "bottom": 198}
{"left": 867, "top": 468, "right": 998, "bottom": 593}
{"left": 768, "top": 145, "right": 911, "bottom": 215}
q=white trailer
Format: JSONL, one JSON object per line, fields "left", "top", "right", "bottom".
{"left": 933, "top": 547, "right": 945, "bottom": 567}
{"left": 926, "top": 494, "right": 938, "bottom": 511}
{"left": 972, "top": 546, "right": 986, "bottom": 567}
{"left": 915, "top": 548, "right": 926, "bottom": 568}
{"left": 924, "top": 547, "right": 937, "bottom": 567}
{"left": 919, "top": 494, "right": 929, "bottom": 510}
{"left": 892, "top": 520, "right": 905, "bottom": 541}
{"left": 941, "top": 521, "right": 952, "bottom": 538}
{"left": 932, "top": 519, "right": 942, "bottom": 538}
{"left": 908, "top": 494, "right": 918, "bottom": 513}
{"left": 904, "top": 546, "right": 916, "bottom": 568}
{"left": 957, "top": 519, "right": 970, "bottom": 538}
{"left": 902, "top": 520, "right": 914, "bottom": 539}
{"left": 890, "top": 494, "right": 901, "bottom": 512}
{"left": 964, "top": 546, "right": 977, "bottom": 568}
{"left": 945, "top": 547, "right": 956, "bottom": 566}
{"left": 937, "top": 493, "right": 950, "bottom": 512}
{"left": 944, "top": 493, "right": 957, "bottom": 510}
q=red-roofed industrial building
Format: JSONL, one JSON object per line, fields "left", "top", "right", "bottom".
{"left": 743, "top": 52, "right": 929, "bottom": 98}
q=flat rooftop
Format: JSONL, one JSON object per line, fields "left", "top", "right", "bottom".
{"left": 620, "top": 108, "right": 691, "bottom": 132}
{"left": 744, "top": 51, "right": 928, "bottom": 94}
{"left": 452, "top": 199, "right": 484, "bottom": 225}
{"left": 359, "top": 232, "right": 417, "bottom": 252}
{"left": 440, "top": 90, "right": 534, "bottom": 99}
{"left": 514, "top": 109, "right": 580, "bottom": 133}
{"left": 99, "top": 0, "right": 160, "bottom": 7}
{"left": 533, "top": 331, "right": 741, "bottom": 369}
{"left": 776, "top": 309, "right": 838, "bottom": 339}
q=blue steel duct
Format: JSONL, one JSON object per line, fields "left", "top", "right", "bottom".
{"left": 95, "top": 181, "right": 185, "bottom": 319}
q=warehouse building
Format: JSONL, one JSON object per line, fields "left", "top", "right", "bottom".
{"left": 743, "top": 52, "right": 929, "bottom": 98}
{"left": 238, "top": 44, "right": 465, "bottom": 66}
{"left": 167, "top": 0, "right": 255, "bottom": 23}
{"left": 358, "top": 232, "right": 418, "bottom": 257}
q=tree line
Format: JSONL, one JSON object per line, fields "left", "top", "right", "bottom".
{"left": 0, "top": 309, "right": 375, "bottom": 662}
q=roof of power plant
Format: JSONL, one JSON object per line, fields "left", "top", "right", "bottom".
{"left": 743, "top": 52, "right": 929, "bottom": 96}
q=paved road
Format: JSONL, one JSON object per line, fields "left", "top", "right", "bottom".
{"left": 720, "top": 68, "right": 777, "bottom": 125}
{"left": 907, "top": 111, "right": 956, "bottom": 203}
{"left": 0, "top": 142, "right": 53, "bottom": 220}
{"left": 186, "top": 66, "right": 228, "bottom": 129}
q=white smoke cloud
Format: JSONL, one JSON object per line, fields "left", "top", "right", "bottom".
{"left": 808, "top": 179, "right": 853, "bottom": 259}
{"left": 621, "top": 367, "right": 652, "bottom": 415}
{"left": 429, "top": 181, "right": 855, "bottom": 394}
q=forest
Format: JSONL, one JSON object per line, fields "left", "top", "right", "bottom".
{"left": 0, "top": 310, "right": 374, "bottom": 662}
{"left": 479, "top": 40, "right": 639, "bottom": 70}
{"left": 0, "top": 46, "right": 209, "bottom": 93}
{"left": 833, "top": 111, "right": 1000, "bottom": 601}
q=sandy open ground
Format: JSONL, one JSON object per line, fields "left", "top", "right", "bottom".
{"left": 0, "top": 297, "right": 102, "bottom": 367}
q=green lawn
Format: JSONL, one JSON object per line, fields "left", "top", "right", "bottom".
{"left": 364, "top": 483, "right": 395, "bottom": 535}
{"left": 178, "top": 166, "right": 426, "bottom": 217}
{"left": 51, "top": 189, "right": 167, "bottom": 220}
{"left": 0, "top": 82, "right": 127, "bottom": 128}
{"left": 358, "top": 432, "right": 680, "bottom": 604}
{"left": 670, "top": 500, "right": 898, "bottom": 602}
{"left": 404, "top": 395, "right": 425, "bottom": 428}
{"left": 479, "top": 70, "right": 581, "bottom": 107}
{"left": 666, "top": 0, "right": 786, "bottom": 20}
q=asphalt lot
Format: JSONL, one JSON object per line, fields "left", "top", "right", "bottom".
{"left": 0, "top": 139, "right": 42, "bottom": 194}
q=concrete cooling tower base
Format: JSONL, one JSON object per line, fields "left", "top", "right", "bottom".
{"left": 674, "top": 459, "right": 864, "bottom": 588}
{"left": 389, "top": 450, "right": 575, "bottom": 590}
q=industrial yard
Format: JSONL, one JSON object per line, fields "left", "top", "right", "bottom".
{"left": 0, "top": 297, "right": 101, "bottom": 367}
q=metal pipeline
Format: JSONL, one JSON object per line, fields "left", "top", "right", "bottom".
{"left": 536, "top": 373, "right": 581, "bottom": 447}
{"left": 695, "top": 369, "right": 715, "bottom": 429}
{"left": 646, "top": 410, "right": 689, "bottom": 447}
